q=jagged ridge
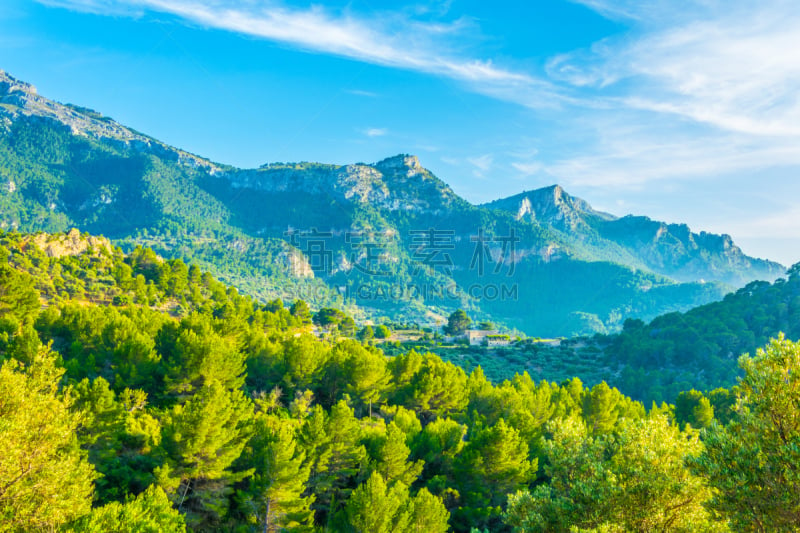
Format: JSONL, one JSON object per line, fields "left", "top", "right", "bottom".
{"left": 0, "top": 69, "right": 220, "bottom": 173}
{"left": 483, "top": 184, "right": 784, "bottom": 286}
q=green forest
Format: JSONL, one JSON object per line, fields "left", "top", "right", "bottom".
{"left": 1, "top": 230, "right": 799, "bottom": 532}
{"left": 0, "top": 111, "right": 757, "bottom": 337}
{"left": 601, "top": 267, "right": 800, "bottom": 402}
{"left": 375, "top": 266, "right": 800, "bottom": 408}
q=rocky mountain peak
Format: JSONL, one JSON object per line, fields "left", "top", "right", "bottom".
{"left": 0, "top": 70, "right": 130, "bottom": 140}
{"left": 224, "top": 153, "right": 463, "bottom": 214}
{"left": 0, "top": 69, "right": 220, "bottom": 174}
{"left": 483, "top": 184, "right": 612, "bottom": 231}
{"left": 534, "top": 184, "right": 587, "bottom": 211}
{"left": 374, "top": 154, "right": 421, "bottom": 172}
{"left": 0, "top": 70, "right": 37, "bottom": 97}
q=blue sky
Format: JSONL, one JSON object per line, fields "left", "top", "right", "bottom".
{"left": 2, "top": 0, "right": 800, "bottom": 266}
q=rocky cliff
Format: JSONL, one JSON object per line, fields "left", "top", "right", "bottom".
{"left": 221, "top": 154, "right": 465, "bottom": 214}
{"left": 485, "top": 185, "right": 784, "bottom": 286}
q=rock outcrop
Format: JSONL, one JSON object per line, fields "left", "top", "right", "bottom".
{"left": 220, "top": 154, "right": 465, "bottom": 214}
{"left": 28, "top": 228, "right": 113, "bottom": 258}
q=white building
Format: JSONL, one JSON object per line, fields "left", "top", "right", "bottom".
{"left": 466, "top": 329, "right": 497, "bottom": 346}
{"left": 485, "top": 334, "right": 511, "bottom": 347}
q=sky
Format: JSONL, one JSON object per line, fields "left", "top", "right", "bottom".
{"left": 1, "top": 0, "right": 800, "bottom": 266}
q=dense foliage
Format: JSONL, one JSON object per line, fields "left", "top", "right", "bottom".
{"left": 0, "top": 106, "right": 745, "bottom": 336}
{"left": 1, "top": 231, "right": 798, "bottom": 532}
{"left": 602, "top": 265, "right": 800, "bottom": 401}
{"left": 385, "top": 266, "right": 800, "bottom": 406}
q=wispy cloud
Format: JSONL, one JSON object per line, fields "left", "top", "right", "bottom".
{"left": 363, "top": 127, "right": 387, "bottom": 138}
{"left": 704, "top": 201, "right": 800, "bottom": 265}
{"left": 543, "top": 0, "right": 800, "bottom": 188}
{"left": 545, "top": 116, "right": 800, "bottom": 188}
{"left": 723, "top": 206, "right": 800, "bottom": 239}
{"left": 511, "top": 161, "right": 542, "bottom": 176}
{"left": 36, "top": 0, "right": 144, "bottom": 16}
{"left": 346, "top": 89, "right": 378, "bottom": 98}
{"left": 39, "top": 0, "right": 537, "bottom": 88}
{"left": 467, "top": 153, "right": 493, "bottom": 178}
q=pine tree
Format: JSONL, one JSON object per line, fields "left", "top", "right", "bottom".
{"left": 299, "top": 401, "right": 367, "bottom": 523}
{"left": 160, "top": 314, "right": 247, "bottom": 396}
{"left": 282, "top": 334, "right": 329, "bottom": 392}
{"left": 412, "top": 417, "right": 466, "bottom": 479}
{"left": 374, "top": 325, "right": 391, "bottom": 339}
{"left": 71, "top": 378, "right": 162, "bottom": 503}
{"left": 406, "top": 354, "right": 469, "bottom": 419}
{"left": 581, "top": 381, "right": 623, "bottom": 435}
{"left": 356, "top": 325, "right": 374, "bottom": 342}
{"left": 375, "top": 422, "right": 424, "bottom": 487}
{"left": 408, "top": 487, "right": 450, "bottom": 533}
{"left": 340, "top": 340, "right": 390, "bottom": 416}
{"left": 0, "top": 346, "right": 97, "bottom": 530}
{"left": 243, "top": 415, "right": 315, "bottom": 533}
{"left": 74, "top": 484, "right": 186, "bottom": 533}
{"left": 0, "top": 262, "right": 40, "bottom": 323}
{"left": 443, "top": 309, "right": 471, "bottom": 336}
{"left": 675, "top": 389, "right": 715, "bottom": 429}
{"left": 455, "top": 419, "right": 535, "bottom": 507}
{"left": 344, "top": 472, "right": 411, "bottom": 533}
{"left": 289, "top": 300, "right": 312, "bottom": 325}
{"left": 157, "top": 380, "right": 253, "bottom": 528}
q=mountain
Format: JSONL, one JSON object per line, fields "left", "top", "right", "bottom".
{"left": 0, "top": 69, "right": 784, "bottom": 336}
{"left": 483, "top": 185, "right": 615, "bottom": 233}
{"left": 484, "top": 186, "right": 782, "bottom": 286}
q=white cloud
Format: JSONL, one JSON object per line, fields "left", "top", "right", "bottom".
{"left": 363, "top": 127, "right": 387, "bottom": 137}
{"left": 467, "top": 154, "right": 492, "bottom": 170}
{"left": 467, "top": 154, "right": 493, "bottom": 177}
{"left": 544, "top": 116, "right": 800, "bottom": 188}
{"left": 542, "top": 0, "right": 800, "bottom": 190}
{"left": 346, "top": 89, "right": 378, "bottom": 98}
{"left": 511, "top": 161, "right": 541, "bottom": 176}
{"left": 567, "top": 0, "right": 642, "bottom": 22}
{"left": 35, "top": 0, "right": 144, "bottom": 15}
{"left": 39, "top": 0, "right": 538, "bottom": 89}
{"left": 705, "top": 204, "right": 800, "bottom": 265}
{"left": 568, "top": 1, "right": 800, "bottom": 137}
{"left": 725, "top": 206, "right": 800, "bottom": 239}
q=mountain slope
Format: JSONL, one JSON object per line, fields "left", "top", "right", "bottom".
{"left": 484, "top": 186, "right": 783, "bottom": 286}
{"left": 0, "top": 69, "right": 782, "bottom": 335}
{"left": 602, "top": 264, "right": 800, "bottom": 402}
{"left": 483, "top": 185, "right": 615, "bottom": 233}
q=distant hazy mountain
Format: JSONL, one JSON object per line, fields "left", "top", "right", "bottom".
{"left": 483, "top": 186, "right": 782, "bottom": 286}
{"left": 0, "top": 69, "right": 784, "bottom": 336}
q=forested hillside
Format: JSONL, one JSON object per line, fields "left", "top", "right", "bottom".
{"left": 603, "top": 265, "right": 800, "bottom": 401}
{"left": 1, "top": 230, "right": 798, "bottom": 532}
{"left": 1, "top": 69, "right": 783, "bottom": 337}
{"left": 410, "top": 265, "right": 800, "bottom": 406}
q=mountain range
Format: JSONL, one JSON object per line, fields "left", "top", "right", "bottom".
{"left": 0, "top": 69, "right": 784, "bottom": 336}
